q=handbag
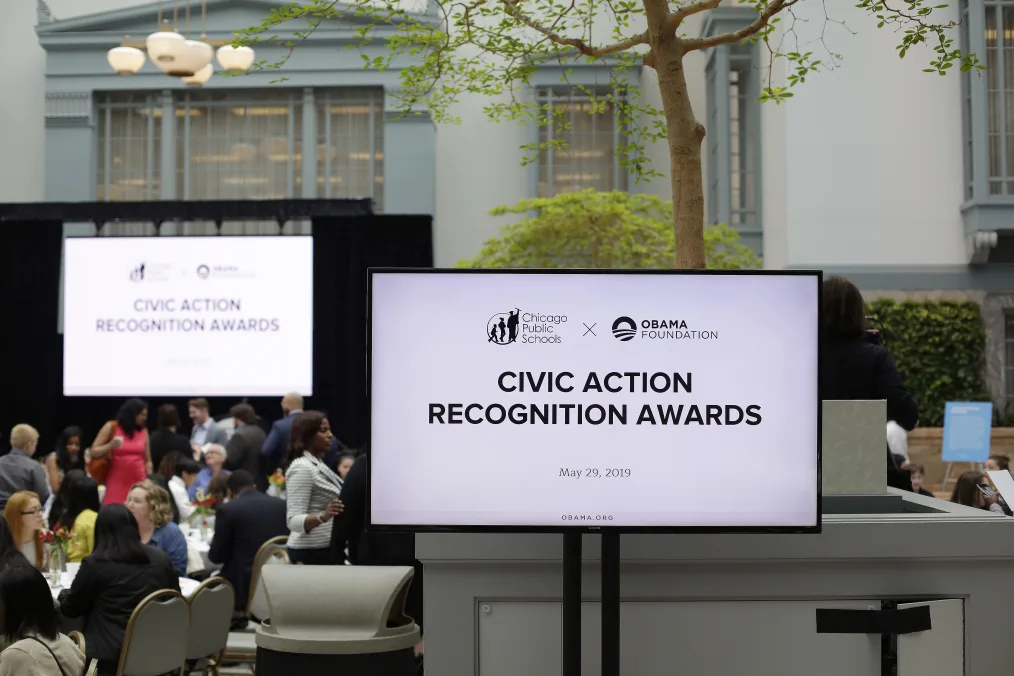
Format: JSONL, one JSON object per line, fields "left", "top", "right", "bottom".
{"left": 86, "top": 421, "right": 116, "bottom": 486}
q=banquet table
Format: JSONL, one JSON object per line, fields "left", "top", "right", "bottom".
{"left": 48, "top": 563, "right": 201, "bottom": 600}
{"left": 180, "top": 523, "right": 215, "bottom": 572}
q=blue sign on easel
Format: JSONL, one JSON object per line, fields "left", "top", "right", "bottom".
{"left": 941, "top": 402, "right": 993, "bottom": 463}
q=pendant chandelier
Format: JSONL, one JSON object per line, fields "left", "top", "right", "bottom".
{"left": 106, "top": 0, "right": 256, "bottom": 85}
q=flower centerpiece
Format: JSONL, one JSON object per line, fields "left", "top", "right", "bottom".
{"left": 40, "top": 526, "right": 73, "bottom": 587}
{"left": 267, "top": 469, "right": 286, "bottom": 499}
{"left": 188, "top": 489, "right": 217, "bottom": 541}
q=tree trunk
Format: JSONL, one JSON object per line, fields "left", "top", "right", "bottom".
{"left": 652, "top": 40, "right": 707, "bottom": 270}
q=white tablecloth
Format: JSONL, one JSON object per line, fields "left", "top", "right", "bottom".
{"left": 49, "top": 564, "right": 200, "bottom": 601}
{"left": 179, "top": 524, "right": 215, "bottom": 571}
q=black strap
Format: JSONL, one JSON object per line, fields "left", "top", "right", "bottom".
{"left": 25, "top": 636, "right": 74, "bottom": 676}
{"left": 815, "top": 606, "right": 932, "bottom": 635}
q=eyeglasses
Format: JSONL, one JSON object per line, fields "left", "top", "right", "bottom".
{"left": 21, "top": 509, "right": 41, "bottom": 516}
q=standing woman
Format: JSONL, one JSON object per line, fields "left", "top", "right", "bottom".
{"left": 91, "top": 399, "right": 152, "bottom": 505}
{"left": 2, "top": 492, "right": 46, "bottom": 569}
{"left": 46, "top": 426, "right": 86, "bottom": 497}
{"left": 284, "top": 412, "right": 344, "bottom": 565}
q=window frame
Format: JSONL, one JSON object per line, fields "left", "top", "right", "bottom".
{"left": 534, "top": 84, "right": 628, "bottom": 198}
{"left": 960, "top": 0, "right": 1014, "bottom": 236}
{"left": 702, "top": 5, "right": 763, "bottom": 255}
{"left": 526, "top": 59, "right": 641, "bottom": 199}
{"left": 93, "top": 87, "right": 386, "bottom": 211}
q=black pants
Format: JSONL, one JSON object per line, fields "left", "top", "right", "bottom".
{"left": 287, "top": 547, "right": 331, "bottom": 565}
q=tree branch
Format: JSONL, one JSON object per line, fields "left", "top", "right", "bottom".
{"left": 682, "top": 0, "right": 795, "bottom": 51}
{"left": 662, "top": 0, "right": 720, "bottom": 36}
{"left": 499, "top": 0, "right": 648, "bottom": 56}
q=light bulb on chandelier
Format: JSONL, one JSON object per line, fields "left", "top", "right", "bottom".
{"left": 146, "top": 21, "right": 186, "bottom": 64}
{"left": 182, "top": 63, "right": 214, "bottom": 86}
{"left": 107, "top": 45, "right": 146, "bottom": 75}
{"left": 216, "top": 45, "right": 255, "bottom": 73}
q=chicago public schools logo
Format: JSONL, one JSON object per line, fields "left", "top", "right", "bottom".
{"left": 611, "top": 316, "right": 637, "bottom": 341}
{"left": 196, "top": 264, "right": 210, "bottom": 279}
{"left": 129, "top": 263, "right": 145, "bottom": 282}
{"left": 487, "top": 308, "right": 520, "bottom": 345}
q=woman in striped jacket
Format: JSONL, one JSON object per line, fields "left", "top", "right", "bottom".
{"left": 283, "top": 411, "right": 344, "bottom": 565}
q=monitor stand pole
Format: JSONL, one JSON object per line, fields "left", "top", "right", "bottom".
{"left": 562, "top": 532, "right": 582, "bottom": 676}
{"left": 601, "top": 531, "right": 620, "bottom": 676}
{"left": 562, "top": 532, "right": 621, "bottom": 676}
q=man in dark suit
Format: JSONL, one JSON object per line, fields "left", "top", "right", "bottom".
{"left": 208, "top": 470, "right": 287, "bottom": 622}
{"left": 260, "top": 393, "right": 304, "bottom": 480}
{"left": 225, "top": 403, "right": 266, "bottom": 477}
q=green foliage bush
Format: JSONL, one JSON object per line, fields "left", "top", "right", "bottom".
{"left": 868, "top": 299, "right": 988, "bottom": 427}
{"left": 456, "top": 190, "right": 761, "bottom": 270}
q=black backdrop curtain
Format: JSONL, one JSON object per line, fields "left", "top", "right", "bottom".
{"left": 0, "top": 215, "right": 432, "bottom": 456}
{"left": 311, "top": 215, "right": 432, "bottom": 448}
{"left": 1, "top": 222, "right": 63, "bottom": 454}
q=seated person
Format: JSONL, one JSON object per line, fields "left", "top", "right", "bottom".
{"left": 57, "top": 473, "right": 101, "bottom": 562}
{"left": 59, "top": 505, "right": 180, "bottom": 675}
{"left": 0, "top": 566, "right": 86, "bottom": 676}
{"left": 125, "top": 480, "right": 188, "bottom": 575}
{"left": 157, "top": 452, "right": 200, "bottom": 524}
{"left": 951, "top": 471, "right": 1006, "bottom": 514}
{"left": 189, "top": 444, "right": 230, "bottom": 501}
{"left": 209, "top": 470, "right": 287, "bottom": 626}
{"left": 903, "top": 463, "right": 934, "bottom": 498}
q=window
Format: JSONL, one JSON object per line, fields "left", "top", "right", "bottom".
{"left": 317, "top": 89, "right": 385, "bottom": 209}
{"left": 983, "top": 0, "right": 1014, "bottom": 196}
{"left": 178, "top": 90, "right": 302, "bottom": 202}
{"left": 96, "top": 93, "right": 162, "bottom": 202}
{"left": 536, "top": 86, "right": 627, "bottom": 198}
{"left": 704, "top": 42, "right": 761, "bottom": 234}
{"left": 94, "top": 88, "right": 384, "bottom": 234}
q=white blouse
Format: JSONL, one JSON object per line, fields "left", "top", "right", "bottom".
{"left": 169, "top": 475, "right": 195, "bottom": 523}
{"left": 285, "top": 453, "right": 343, "bottom": 551}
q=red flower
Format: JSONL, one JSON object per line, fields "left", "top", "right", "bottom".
{"left": 40, "top": 531, "right": 55, "bottom": 544}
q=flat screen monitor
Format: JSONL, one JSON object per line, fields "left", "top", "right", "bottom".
{"left": 367, "top": 269, "right": 821, "bottom": 533}
{"left": 63, "top": 236, "right": 313, "bottom": 397}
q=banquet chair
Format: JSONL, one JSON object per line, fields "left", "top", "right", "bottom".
{"left": 115, "top": 589, "right": 190, "bottom": 676}
{"left": 186, "top": 577, "right": 235, "bottom": 676}
{"left": 223, "top": 536, "right": 290, "bottom": 667}
{"left": 246, "top": 536, "right": 289, "bottom": 625}
{"left": 69, "top": 632, "right": 100, "bottom": 676}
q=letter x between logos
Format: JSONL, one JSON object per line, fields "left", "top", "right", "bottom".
{"left": 583, "top": 323, "right": 597, "bottom": 336}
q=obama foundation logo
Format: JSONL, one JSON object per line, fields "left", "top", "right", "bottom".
{"left": 487, "top": 308, "right": 566, "bottom": 346}
{"left": 611, "top": 316, "right": 637, "bottom": 341}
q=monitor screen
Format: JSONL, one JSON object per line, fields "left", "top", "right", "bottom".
{"left": 63, "top": 236, "right": 313, "bottom": 397}
{"left": 368, "top": 269, "right": 821, "bottom": 533}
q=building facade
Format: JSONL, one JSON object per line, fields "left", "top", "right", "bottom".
{"left": 3, "top": 0, "right": 1014, "bottom": 405}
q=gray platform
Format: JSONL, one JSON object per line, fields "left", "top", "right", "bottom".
{"left": 417, "top": 490, "right": 1014, "bottom": 676}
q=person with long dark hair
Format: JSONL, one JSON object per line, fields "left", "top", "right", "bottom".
{"left": 0, "top": 566, "right": 86, "bottom": 675}
{"left": 58, "top": 505, "right": 179, "bottom": 674}
{"left": 283, "top": 412, "right": 344, "bottom": 565}
{"left": 148, "top": 404, "right": 192, "bottom": 476}
{"left": 820, "top": 276, "right": 919, "bottom": 488}
{"left": 45, "top": 426, "right": 86, "bottom": 498}
{"left": 91, "top": 399, "right": 152, "bottom": 505}
{"left": 58, "top": 473, "right": 101, "bottom": 562}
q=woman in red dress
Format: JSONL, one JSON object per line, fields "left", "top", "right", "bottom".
{"left": 90, "top": 399, "right": 153, "bottom": 505}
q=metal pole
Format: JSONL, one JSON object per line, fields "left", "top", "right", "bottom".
{"left": 601, "top": 532, "right": 620, "bottom": 676}
{"left": 562, "top": 532, "right": 582, "bottom": 676}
